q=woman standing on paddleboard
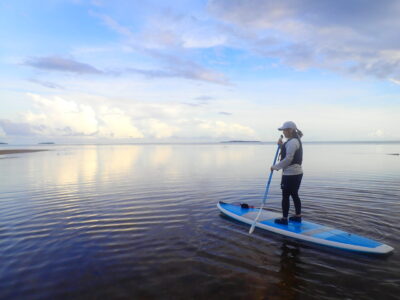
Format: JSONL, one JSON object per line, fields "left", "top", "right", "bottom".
{"left": 271, "top": 121, "right": 303, "bottom": 225}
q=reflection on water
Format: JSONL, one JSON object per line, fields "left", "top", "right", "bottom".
{"left": 0, "top": 143, "right": 399, "bottom": 299}
{"left": 273, "top": 243, "right": 303, "bottom": 300}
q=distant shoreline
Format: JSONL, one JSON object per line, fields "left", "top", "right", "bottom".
{"left": 220, "top": 140, "right": 261, "bottom": 143}
{"left": 0, "top": 149, "right": 48, "bottom": 155}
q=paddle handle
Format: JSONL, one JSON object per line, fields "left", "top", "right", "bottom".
{"left": 261, "top": 140, "right": 281, "bottom": 204}
{"left": 249, "top": 136, "right": 282, "bottom": 234}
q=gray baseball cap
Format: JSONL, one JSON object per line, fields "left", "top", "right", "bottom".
{"left": 278, "top": 121, "right": 297, "bottom": 130}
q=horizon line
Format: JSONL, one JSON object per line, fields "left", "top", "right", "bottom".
{"left": 1, "top": 140, "right": 400, "bottom": 146}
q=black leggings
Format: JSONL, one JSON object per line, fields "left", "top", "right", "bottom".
{"left": 281, "top": 174, "right": 303, "bottom": 218}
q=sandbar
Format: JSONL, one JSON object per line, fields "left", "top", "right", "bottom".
{"left": 0, "top": 149, "right": 48, "bottom": 155}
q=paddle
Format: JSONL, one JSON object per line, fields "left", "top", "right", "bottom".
{"left": 249, "top": 135, "right": 283, "bottom": 234}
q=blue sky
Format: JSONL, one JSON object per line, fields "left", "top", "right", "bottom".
{"left": 1, "top": 0, "right": 400, "bottom": 143}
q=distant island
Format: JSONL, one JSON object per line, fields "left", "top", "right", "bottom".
{"left": 38, "top": 142, "right": 55, "bottom": 144}
{"left": 0, "top": 142, "right": 8, "bottom": 144}
{"left": 220, "top": 140, "right": 261, "bottom": 143}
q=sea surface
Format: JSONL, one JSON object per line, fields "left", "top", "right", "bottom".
{"left": 0, "top": 143, "right": 399, "bottom": 300}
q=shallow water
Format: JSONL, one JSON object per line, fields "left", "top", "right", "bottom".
{"left": 0, "top": 143, "right": 399, "bottom": 299}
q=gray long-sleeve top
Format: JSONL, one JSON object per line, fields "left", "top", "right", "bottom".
{"left": 272, "top": 138, "right": 303, "bottom": 175}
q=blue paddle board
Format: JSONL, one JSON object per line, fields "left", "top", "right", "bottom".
{"left": 217, "top": 201, "right": 393, "bottom": 254}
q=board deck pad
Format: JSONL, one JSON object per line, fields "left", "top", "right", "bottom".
{"left": 217, "top": 201, "right": 393, "bottom": 254}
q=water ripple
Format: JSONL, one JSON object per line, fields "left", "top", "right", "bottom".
{"left": 0, "top": 144, "right": 399, "bottom": 299}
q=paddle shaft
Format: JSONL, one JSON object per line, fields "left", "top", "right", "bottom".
{"left": 249, "top": 137, "right": 282, "bottom": 234}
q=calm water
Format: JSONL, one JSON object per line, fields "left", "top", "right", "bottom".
{"left": 0, "top": 143, "right": 399, "bottom": 299}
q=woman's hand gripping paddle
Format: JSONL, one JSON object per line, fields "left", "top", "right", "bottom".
{"left": 249, "top": 135, "right": 282, "bottom": 234}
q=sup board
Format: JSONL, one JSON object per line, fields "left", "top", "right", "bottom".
{"left": 217, "top": 201, "right": 393, "bottom": 255}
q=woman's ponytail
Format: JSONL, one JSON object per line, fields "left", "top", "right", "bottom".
{"left": 295, "top": 129, "right": 303, "bottom": 138}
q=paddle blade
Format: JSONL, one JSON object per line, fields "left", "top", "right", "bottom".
{"left": 249, "top": 222, "right": 256, "bottom": 234}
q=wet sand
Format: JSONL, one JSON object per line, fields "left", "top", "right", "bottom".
{"left": 0, "top": 149, "right": 48, "bottom": 155}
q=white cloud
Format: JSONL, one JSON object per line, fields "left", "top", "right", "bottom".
{"left": 90, "top": 1, "right": 400, "bottom": 81}
{"left": 182, "top": 34, "right": 226, "bottom": 49}
{"left": 143, "top": 119, "right": 179, "bottom": 139}
{"left": 25, "top": 93, "right": 99, "bottom": 136}
{"left": 1, "top": 90, "right": 399, "bottom": 142}
{"left": 97, "top": 106, "right": 144, "bottom": 138}
{"left": 92, "top": 12, "right": 230, "bottom": 85}
{"left": 137, "top": 10, "right": 227, "bottom": 50}
{"left": 193, "top": 119, "right": 257, "bottom": 139}
{"left": 1, "top": 93, "right": 259, "bottom": 141}
{"left": 207, "top": 0, "right": 400, "bottom": 79}
{"left": 20, "top": 94, "right": 144, "bottom": 138}
{"left": 369, "top": 129, "right": 384, "bottom": 138}
{"left": 172, "top": 118, "right": 258, "bottom": 140}
{"left": 93, "top": 12, "right": 134, "bottom": 38}
{"left": 389, "top": 78, "right": 400, "bottom": 85}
